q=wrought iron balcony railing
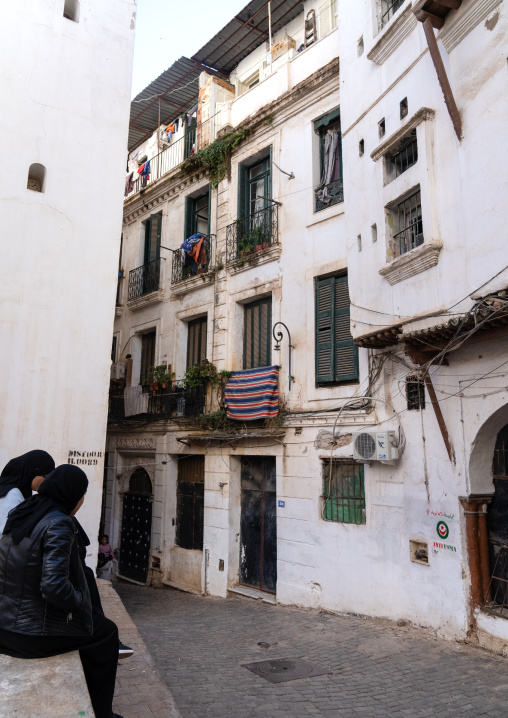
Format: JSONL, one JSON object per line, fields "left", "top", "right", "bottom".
{"left": 315, "top": 179, "right": 344, "bottom": 213}
{"left": 127, "top": 258, "right": 161, "bottom": 301}
{"left": 171, "top": 235, "right": 214, "bottom": 285}
{"left": 226, "top": 201, "right": 279, "bottom": 264}
{"left": 108, "top": 383, "right": 206, "bottom": 422}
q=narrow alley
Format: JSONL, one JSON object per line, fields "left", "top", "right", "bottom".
{"left": 117, "top": 583, "right": 508, "bottom": 718}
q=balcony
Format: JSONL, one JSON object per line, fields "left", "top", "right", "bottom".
{"left": 171, "top": 235, "right": 214, "bottom": 287}
{"left": 226, "top": 202, "right": 279, "bottom": 267}
{"left": 108, "top": 384, "right": 206, "bottom": 422}
{"left": 315, "top": 179, "right": 344, "bottom": 213}
{"left": 127, "top": 258, "right": 163, "bottom": 310}
{"left": 124, "top": 114, "right": 221, "bottom": 200}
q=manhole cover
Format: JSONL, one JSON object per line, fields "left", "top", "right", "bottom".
{"left": 242, "top": 657, "right": 330, "bottom": 683}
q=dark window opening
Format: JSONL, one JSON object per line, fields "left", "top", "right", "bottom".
{"left": 357, "top": 36, "right": 364, "bottom": 56}
{"left": 27, "top": 163, "right": 46, "bottom": 193}
{"left": 359, "top": 139, "right": 364, "bottom": 157}
{"left": 315, "top": 273, "right": 358, "bottom": 386}
{"left": 322, "top": 460, "right": 365, "bottom": 524}
{"left": 386, "top": 129, "right": 418, "bottom": 181}
{"left": 244, "top": 297, "right": 272, "bottom": 370}
{"left": 406, "top": 376, "right": 425, "bottom": 410}
{"left": 378, "top": 118, "right": 386, "bottom": 138}
{"left": 381, "top": 0, "right": 406, "bottom": 28}
{"left": 315, "top": 112, "right": 343, "bottom": 212}
{"left": 140, "top": 331, "right": 156, "bottom": 387}
{"left": 391, "top": 189, "right": 423, "bottom": 257}
{"left": 187, "top": 317, "right": 207, "bottom": 369}
{"left": 111, "top": 336, "right": 117, "bottom": 364}
{"left": 400, "top": 97, "right": 408, "bottom": 119}
{"left": 176, "top": 456, "right": 204, "bottom": 551}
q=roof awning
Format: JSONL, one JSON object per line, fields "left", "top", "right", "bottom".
{"left": 192, "top": 0, "right": 304, "bottom": 75}
{"left": 128, "top": 57, "right": 214, "bottom": 153}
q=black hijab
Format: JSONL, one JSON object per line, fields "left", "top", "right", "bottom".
{"left": 0, "top": 450, "right": 55, "bottom": 500}
{"left": 3, "top": 465, "right": 88, "bottom": 545}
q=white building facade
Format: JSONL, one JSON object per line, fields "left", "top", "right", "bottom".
{"left": 105, "top": 0, "right": 508, "bottom": 653}
{"left": 0, "top": 0, "right": 137, "bottom": 560}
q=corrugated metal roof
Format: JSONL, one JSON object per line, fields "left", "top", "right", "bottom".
{"left": 192, "top": 0, "right": 304, "bottom": 74}
{"left": 128, "top": 57, "right": 203, "bottom": 152}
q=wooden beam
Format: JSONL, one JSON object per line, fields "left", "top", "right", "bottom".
{"left": 424, "top": 374, "right": 455, "bottom": 463}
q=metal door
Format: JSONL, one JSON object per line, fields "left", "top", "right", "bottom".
{"left": 119, "top": 470, "right": 152, "bottom": 583}
{"left": 240, "top": 456, "right": 277, "bottom": 593}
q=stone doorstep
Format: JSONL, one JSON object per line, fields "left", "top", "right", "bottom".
{"left": 0, "top": 651, "right": 94, "bottom": 718}
{"left": 228, "top": 585, "right": 277, "bottom": 604}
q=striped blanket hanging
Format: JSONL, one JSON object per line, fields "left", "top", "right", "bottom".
{"left": 224, "top": 366, "right": 279, "bottom": 420}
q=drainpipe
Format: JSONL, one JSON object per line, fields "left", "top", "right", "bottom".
{"left": 460, "top": 496, "right": 493, "bottom": 625}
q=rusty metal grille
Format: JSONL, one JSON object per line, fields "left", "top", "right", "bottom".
{"left": 322, "top": 460, "right": 365, "bottom": 525}
{"left": 493, "top": 426, "right": 508, "bottom": 476}
{"left": 393, "top": 190, "right": 423, "bottom": 256}
{"left": 406, "top": 376, "right": 425, "bottom": 410}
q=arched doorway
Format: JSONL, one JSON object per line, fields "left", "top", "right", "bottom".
{"left": 119, "top": 468, "right": 152, "bottom": 583}
{"left": 486, "top": 425, "right": 508, "bottom": 615}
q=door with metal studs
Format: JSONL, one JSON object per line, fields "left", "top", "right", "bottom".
{"left": 119, "top": 468, "right": 153, "bottom": 583}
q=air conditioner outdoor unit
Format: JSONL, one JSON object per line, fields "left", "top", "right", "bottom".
{"left": 110, "top": 362, "right": 126, "bottom": 381}
{"left": 352, "top": 430, "right": 399, "bottom": 461}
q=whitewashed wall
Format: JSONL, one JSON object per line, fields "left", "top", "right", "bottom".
{"left": 0, "top": 0, "right": 136, "bottom": 564}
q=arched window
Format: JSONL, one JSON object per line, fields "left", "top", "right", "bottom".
{"left": 63, "top": 0, "right": 80, "bottom": 22}
{"left": 27, "top": 163, "right": 46, "bottom": 193}
{"left": 129, "top": 468, "right": 152, "bottom": 495}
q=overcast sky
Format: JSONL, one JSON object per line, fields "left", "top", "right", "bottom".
{"left": 131, "top": 0, "right": 245, "bottom": 97}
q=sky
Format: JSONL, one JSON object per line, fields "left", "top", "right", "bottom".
{"left": 131, "top": 0, "right": 245, "bottom": 98}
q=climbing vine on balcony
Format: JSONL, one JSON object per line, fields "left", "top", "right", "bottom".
{"left": 181, "top": 127, "right": 252, "bottom": 187}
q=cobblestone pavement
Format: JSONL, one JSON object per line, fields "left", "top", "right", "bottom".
{"left": 98, "top": 580, "right": 181, "bottom": 718}
{"left": 116, "top": 583, "right": 508, "bottom": 718}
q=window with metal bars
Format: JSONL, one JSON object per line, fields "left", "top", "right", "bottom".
{"left": 390, "top": 189, "right": 424, "bottom": 257}
{"left": 140, "top": 331, "right": 156, "bottom": 386}
{"left": 176, "top": 455, "right": 204, "bottom": 551}
{"left": 385, "top": 130, "right": 418, "bottom": 182}
{"left": 322, "top": 460, "right": 366, "bottom": 524}
{"left": 187, "top": 316, "right": 207, "bottom": 369}
{"left": 406, "top": 376, "right": 425, "bottom": 410}
{"left": 244, "top": 297, "right": 272, "bottom": 370}
{"left": 380, "top": 0, "right": 406, "bottom": 28}
{"left": 315, "top": 273, "right": 358, "bottom": 386}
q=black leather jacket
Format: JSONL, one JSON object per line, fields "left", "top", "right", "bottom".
{"left": 0, "top": 509, "right": 92, "bottom": 636}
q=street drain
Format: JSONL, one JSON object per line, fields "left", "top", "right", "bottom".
{"left": 242, "top": 657, "right": 330, "bottom": 684}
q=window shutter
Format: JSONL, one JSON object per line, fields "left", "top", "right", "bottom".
{"left": 318, "top": 0, "right": 337, "bottom": 38}
{"left": 315, "top": 277, "right": 334, "bottom": 383}
{"left": 155, "top": 212, "right": 161, "bottom": 259}
{"left": 334, "top": 276, "right": 358, "bottom": 382}
{"left": 244, "top": 298, "right": 272, "bottom": 369}
{"left": 207, "top": 185, "right": 212, "bottom": 235}
{"left": 237, "top": 163, "right": 248, "bottom": 220}
{"left": 184, "top": 196, "right": 193, "bottom": 239}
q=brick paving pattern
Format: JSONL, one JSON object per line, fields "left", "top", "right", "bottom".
{"left": 97, "top": 579, "right": 181, "bottom": 718}
{"left": 117, "top": 583, "right": 508, "bottom": 718}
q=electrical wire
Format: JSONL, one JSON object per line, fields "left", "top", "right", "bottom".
{"left": 131, "top": 77, "right": 199, "bottom": 104}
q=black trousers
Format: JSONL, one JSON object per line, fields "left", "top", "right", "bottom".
{"left": 0, "top": 611, "right": 118, "bottom": 718}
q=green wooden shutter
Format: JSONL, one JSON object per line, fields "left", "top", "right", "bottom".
{"left": 315, "top": 277, "right": 334, "bottom": 383}
{"left": 237, "top": 163, "right": 248, "bottom": 220}
{"left": 144, "top": 213, "right": 162, "bottom": 264}
{"left": 207, "top": 185, "right": 212, "bottom": 235}
{"left": 155, "top": 212, "right": 161, "bottom": 259}
{"left": 184, "top": 196, "right": 193, "bottom": 239}
{"left": 334, "top": 276, "right": 358, "bottom": 382}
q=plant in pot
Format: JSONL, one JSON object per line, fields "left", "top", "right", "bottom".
{"left": 150, "top": 365, "right": 174, "bottom": 391}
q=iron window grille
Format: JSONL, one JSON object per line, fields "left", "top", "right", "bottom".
{"left": 392, "top": 189, "right": 424, "bottom": 257}
{"left": 322, "top": 460, "right": 366, "bottom": 525}
{"left": 386, "top": 130, "right": 418, "bottom": 181}
{"left": 380, "top": 0, "right": 406, "bottom": 28}
{"left": 406, "top": 375, "right": 425, "bottom": 410}
{"left": 484, "top": 544, "right": 508, "bottom": 619}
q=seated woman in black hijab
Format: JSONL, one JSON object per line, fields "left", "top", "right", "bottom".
{"left": 0, "top": 449, "right": 55, "bottom": 531}
{"left": 0, "top": 465, "right": 123, "bottom": 718}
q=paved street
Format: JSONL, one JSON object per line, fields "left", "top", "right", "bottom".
{"left": 116, "top": 583, "right": 508, "bottom": 718}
